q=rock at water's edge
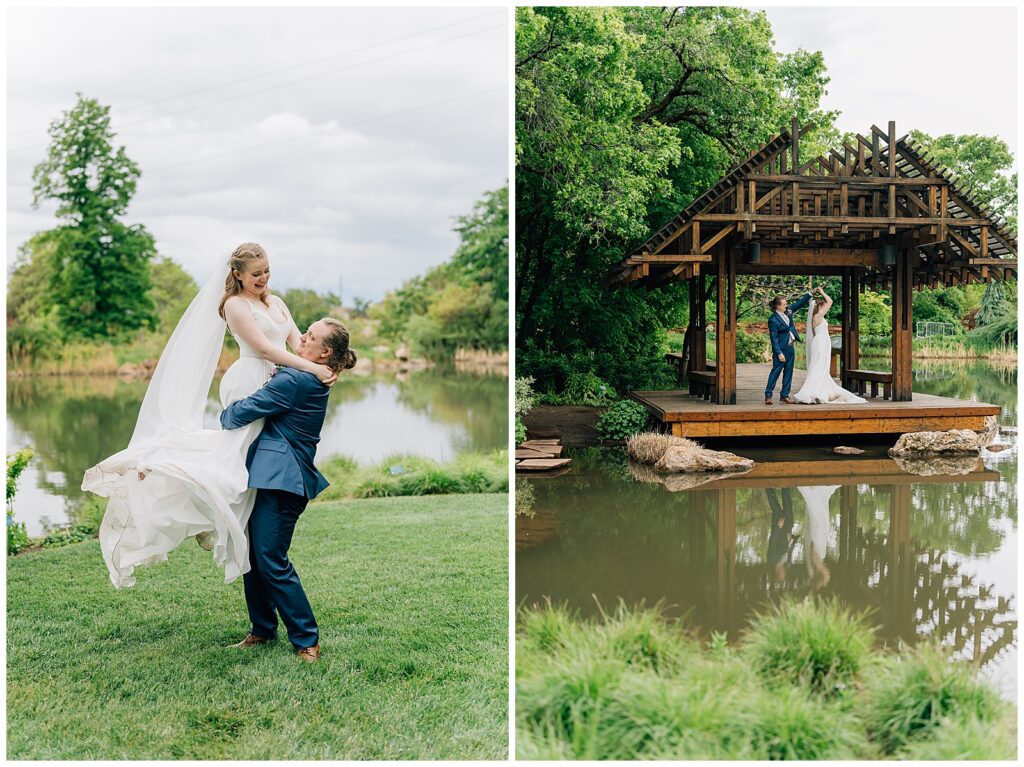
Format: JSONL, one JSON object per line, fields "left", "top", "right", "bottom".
{"left": 889, "top": 429, "right": 981, "bottom": 457}
{"left": 655, "top": 445, "right": 754, "bottom": 473}
{"left": 833, "top": 446, "right": 865, "bottom": 455}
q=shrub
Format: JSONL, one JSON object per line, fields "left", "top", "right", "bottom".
{"left": 596, "top": 401, "right": 650, "bottom": 441}
{"left": 862, "top": 643, "right": 1006, "bottom": 754}
{"left": 735, "top": 329, "right": 766, "bottom": 363}
{"left": 560, "top": 371, "right": 617, "bottom": 406}
{"left": 320, "top": 451, "right": 508, "bottom": 500}
{"left": 6, "top": 448, "right": 34, "bottom": 556}
{"left": 742, "top": 598, "right": 875, "bottom": 696}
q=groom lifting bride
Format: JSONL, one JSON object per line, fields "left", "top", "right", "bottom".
{"left": 765, "top": 285, "right": 866, "bottom": 406}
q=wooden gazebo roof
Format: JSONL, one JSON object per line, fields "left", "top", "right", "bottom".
{"left": 612, "top": 120, "right": 1017, "bottom": 290}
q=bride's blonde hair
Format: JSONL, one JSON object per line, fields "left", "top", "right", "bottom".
{"left": 218, "top": 242, "right": 270, "bottom": 320}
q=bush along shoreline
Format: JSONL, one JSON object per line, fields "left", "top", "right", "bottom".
{"left": 7, "top": 449, "right": 508, "bottom": 556}
{"left": 516, "top": 599, "right": 1016, "bottom": 760}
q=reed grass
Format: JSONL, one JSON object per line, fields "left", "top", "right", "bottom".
{"left": 516, "top": 599, "right": 1015, "bottom": 761}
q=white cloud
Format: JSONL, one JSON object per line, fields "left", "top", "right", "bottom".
{"left": 6, "top": 6, "right": 509, "bottom": 301}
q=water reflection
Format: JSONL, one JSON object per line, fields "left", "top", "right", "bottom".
{"left": 7, "top": 368, "right": 507, "bottom": 535}
{"left": 517, "top": 446, "right": 1017, "bottom": 697}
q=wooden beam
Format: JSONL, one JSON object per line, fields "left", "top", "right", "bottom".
{"left": 891, "top": 250, "right": 913, "bottom": 401}
{"left": 748, "top": 247, "right": 880, "bottom": 267}
{"left": 699, "top": 223, "right": 736, "bottom": 254}
{"left": 693, "top": 213, "right": 989, "bottom": 226}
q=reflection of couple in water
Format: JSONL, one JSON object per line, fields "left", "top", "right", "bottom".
{"left": 766, "top": 486, "right": 837, "bottom": 590}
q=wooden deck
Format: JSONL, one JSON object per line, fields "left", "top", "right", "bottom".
{"left": 632, "top": 364, "right": 999, "bottom": 438}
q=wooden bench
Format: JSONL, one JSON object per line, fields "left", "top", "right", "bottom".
{"left": 688, "top": 362, "right": 718, "bottom": 400}
{"left": 845, "top": 368, "right": 893, "bottom": 399}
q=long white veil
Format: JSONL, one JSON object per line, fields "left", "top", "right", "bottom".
{"left": 129, "top": 261, "right": 229, "bottom": 446}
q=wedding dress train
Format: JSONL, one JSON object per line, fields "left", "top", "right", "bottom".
{"left": 792, "top": 315, "right": 866, "bottom": 405}
{"left": 82, "top": 269, "right": 288, "bottom": 588}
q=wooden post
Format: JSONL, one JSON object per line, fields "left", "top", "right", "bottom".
{"left": 841, "top": 269, "right": 852, "bottom": 386}
{"left": 891, "top": 250, "right": 913, "bottom": 401}
{"left": 791, "top": 117, "right": 800, "bottom": 173}
{"left": 714, "top": 246, "right": 737, "bottom": 404}
{"left": 839, "top": 484, "right": 857, "bottom": 566}
{"left": 715, "top": 488, "right": 737, "bottom": 635}
{"left": 888, "top": 484, "right": 913, "bottom": 635}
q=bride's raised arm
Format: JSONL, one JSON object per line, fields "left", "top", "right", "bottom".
{"left": 224, "top": 296, "right": 335, "bottom": 383}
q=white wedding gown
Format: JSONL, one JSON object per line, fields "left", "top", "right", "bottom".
{"left": 82, "top": 294, "right": 288, "bottom": 589}
{"left": 792, "top": 317, "right": 867, "bottom": 405}
{"left": 798, "top": 485, "right": 837, "bottom": 578}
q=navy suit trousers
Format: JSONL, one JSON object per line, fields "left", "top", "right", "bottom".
{"left": 765, "top": 340, "right": 797, "bottom": 399}
{"left": 244, "top": 489, "right": 319, "bottom": 649}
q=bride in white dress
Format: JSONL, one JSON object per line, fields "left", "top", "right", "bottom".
{"left": 792, "top": 287, "right": 867, "bottom": 405}
{"left": 798, "top": 484, "right": 837, "bottom": 590}
{"left": 82, "top": 243, "right": 336, "bottom": 588}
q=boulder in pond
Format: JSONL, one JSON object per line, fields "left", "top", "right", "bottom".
{"left": 628, "top": 460, "right": 748, "bottom": 491}
{"left": 626, "top": 432, "right": 700, "bottom": 465}
{"left": 986, "top": 443, "right": 1011, "bottom": 453}
{"left": 888, "top": 429, "right": 981, "bottom": 458}
{"left": 655, "top": 445, "right": 754, "bottom": 473}
{"left": 833, "top": 446, "right": 865, "bottom": 455}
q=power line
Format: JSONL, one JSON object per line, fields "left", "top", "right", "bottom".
{"left": 7, "top": 21, "right": 506, "bottom": 154}
{"left": 7, "top": 9, "right": 504, "bottom": 138}
{"left": 145, "top": 85, "right": 506, "bottom": 173}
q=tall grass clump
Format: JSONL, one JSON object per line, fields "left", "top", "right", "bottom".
{"left": 743, "top": 598, "right": 875, "bottom": 696}
{"left": 862, "top": 643, "right": 1007, "bottom": 754}
{"left": 516, "top": 601, "right": 1015, "bottom": 760}
{"left": 895, "top": 712, "right": 1017, "bottom": 760}
{"left": 625, "top": 431, "right": 701, "bottom": 465}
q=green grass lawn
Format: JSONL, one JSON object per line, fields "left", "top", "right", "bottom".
{"left": 7, "top": 494, "right": 508, "bottom": 760}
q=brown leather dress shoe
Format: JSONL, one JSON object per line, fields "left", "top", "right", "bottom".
{"left": 229, "top": 633, "right": 273, "bottom": 648}
{"left": 297, "top": 644, "right": 320, "bottom": 663}
{"left": 781, "top": 396, "right": 796, "bottom": 404}
{"left": 764, "top": 398, "right": 773, "bottom": 405}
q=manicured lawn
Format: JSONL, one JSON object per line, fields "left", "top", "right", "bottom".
{"left": 8, "top": 494, "right": 508, "bottom": 760}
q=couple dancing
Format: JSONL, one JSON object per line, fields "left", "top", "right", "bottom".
{"left": 82, "top": 243, "right": 357, "bottom": 663}
{"left": 764, "top": 286, "right": 866, "bottom": 406}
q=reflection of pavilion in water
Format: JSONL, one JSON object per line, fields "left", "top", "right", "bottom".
{"left": 689, "top": 474, "right": 1015, "bottom": 670}
{"left": 517, "top": 456, "right": 1016, "bottom": 673}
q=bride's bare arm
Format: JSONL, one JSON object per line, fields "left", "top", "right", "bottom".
{"left": 223, "top": 297, "right": 334, "bottom": 383}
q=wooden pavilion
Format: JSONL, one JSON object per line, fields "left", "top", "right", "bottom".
{"left": 613, "top": 119, "right": 1017, "bottom": 437}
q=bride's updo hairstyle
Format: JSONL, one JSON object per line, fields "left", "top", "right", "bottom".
{"left": 218, "top": 242, "right": 270, "bottom": 319}
{"left": 319, "top": 317, "right": 358, "bottom": 373}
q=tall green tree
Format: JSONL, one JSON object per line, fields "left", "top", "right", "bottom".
{"left": 516, "top": 6, "right": 839, "bottom": 392}
{"left": 450, "top": 185, "right": 509, "bottom": 302}
{"left": 30, "top": 94, "right": 156, "bottom": 338}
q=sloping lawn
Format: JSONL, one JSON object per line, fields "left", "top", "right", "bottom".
{"left": 8, "top": 494, "right": 508, "bottom": 760}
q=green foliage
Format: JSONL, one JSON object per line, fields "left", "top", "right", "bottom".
{"left": 742, "top": 599, "right": 876, "bottom": 696}
{"left": 516, "top": 7, "right": 840, "bottom": 394}
{"left": 595, "top": 400, "right": 650, "bottom": 441}
{"left": 909, "top": 130, "right": 1017, "bottom": 233}
{"left": 517, "top": 601, "right": 1014, "bottom": 761}
{"left": 276, "top": 287, "right": 339, "bottom": 334}
{"left": 371, "top": 185, "right": 509, "bottom": 359}
{"left": 30, "top": 94, "right": 157, "bottom": 339}
{"left": 911, "top": 286, "right": 967, "bottom": 331}
{"left": 735, "top": 329, "right": 766, "bottom": 363}
{"left": 858, "top": 290, "right": 891, "bottom": 337}
{"left": 318, "top": 450, "right": 508, "bottom": 501}
{"left": 862, "top": 644, "right": 1007, "bottom": 754}
{"left": 7, "top": 448, "right": 34, "bottom": 555}
{"left": 515, "top": 376, "right": 537, "bottom": 445}
{"left": 975, "top": 281, "right": 1010, "bottom": 327}
{"left": 895, "top": 712, "right": 1017, "bottom": 760}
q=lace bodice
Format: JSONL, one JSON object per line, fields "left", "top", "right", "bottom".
{"left": 229, "top": 298, "right": 290, "bottom": 357}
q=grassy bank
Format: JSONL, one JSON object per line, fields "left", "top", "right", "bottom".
{"left": 319, "top": 450, "right": 508, "bottom": 501}
{"left": 516, "top": 600, "right": 1016, "bottom": 760}
{"left": 8, "top": 494, "right": 508, "bottom": 760}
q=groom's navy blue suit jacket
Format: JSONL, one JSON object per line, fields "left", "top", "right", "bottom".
{"left": 768, "top": 292, "right": 813, "bottom": 358}
{"left": 220, "top": 367, "right": 330, "bottom": 499}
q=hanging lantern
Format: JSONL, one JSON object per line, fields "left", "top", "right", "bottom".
{"left": 748, "top": 240, "right": 761, "bottom": 264}
{"left": 881, "top": 242, "right": 897, "bottom": 266}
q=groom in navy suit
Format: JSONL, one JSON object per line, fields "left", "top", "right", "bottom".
{"left": 765, "top": 290, "right": 814, "bottom": 405}
{"left": 219, "top": 320, "right": 338, "bottom": 662}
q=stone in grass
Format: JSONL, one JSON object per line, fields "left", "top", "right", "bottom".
{"left": 833, "top": 446, "right": 865, "bottom": 455}
{"left": 888, "top": 429, "right": 981, "bottom": 458}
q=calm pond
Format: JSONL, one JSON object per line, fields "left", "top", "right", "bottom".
{"left": 8, "top": 367, "right": 508, "bottom": 537}
{"left": 517, "top": 359, "right": 1017, "bottom": 699}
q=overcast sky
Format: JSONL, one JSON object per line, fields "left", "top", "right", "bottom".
{"left": 6, "top": 6, "right": 509, "bottom": 301}
{"left": 763, "top": 6, "right": 1017, "bottom": 157}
